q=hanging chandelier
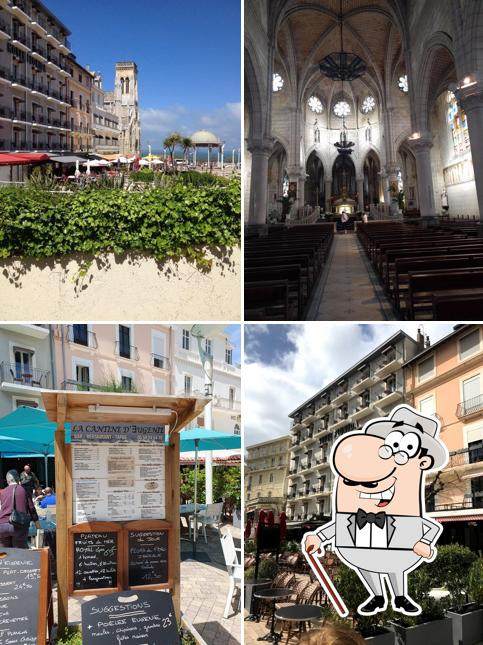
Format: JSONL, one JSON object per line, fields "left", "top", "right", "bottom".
{"left": 334, "top": 119, "right": 354, "bottom": 155}
{"left": 319, "top": 0, "right": 366, "bottom": 81}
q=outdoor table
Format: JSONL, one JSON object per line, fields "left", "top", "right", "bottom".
{"left": 254, "top": 587, "right": 292, "bottom": 642}
{"left": 244, "top": 577, "right": 271, "bottom": 622}
{"left": 274, "top": 604, "right": 323, "bottom": 639}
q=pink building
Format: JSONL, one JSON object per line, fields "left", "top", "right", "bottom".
{"left": 52, "top": 324, "right": 173, "bottom": 395}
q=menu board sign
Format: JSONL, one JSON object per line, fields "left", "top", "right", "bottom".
{"left": 127, "top": 528, "right": 170, "bottom": 588}
{"left": 71, "top": 422, "right": 166, "bottom": 444}
{"left": 69, "top": 523, "right": 123, "bottom": 595}
{"left": 0, "top": 548, "right": 50, "bottom": 645}
{"left": 81, "top": 590, "right": 180, "bottom": 645}
{"left": 72, "top": 443, "right": 165, "bottom": 523}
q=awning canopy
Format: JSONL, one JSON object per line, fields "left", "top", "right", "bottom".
{"left": 0, "top": 153, "right": 50, "bottom": 166}
{"left": 49, "top": 155, "right": 87, "bottom": 164}
{"left": 179, "top": 427, "right": 241, "bottom": 452}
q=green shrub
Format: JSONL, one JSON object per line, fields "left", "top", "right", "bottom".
{"left": 245, "top": 539, "right": 256, "bottom": 554}
{"left": 55, "top": 628, "right": 82, "bottom": 644}
{"left": 426, "top": 543, "right": 477, "bottom": 609}
{"left": 246, "top": 557, "right": 279, "bottom": 580}
{"left": 0, "top": 178, "right": 240, "bottom": 263}
{"left": 468, "top": 557, "right": 483, "bottom": 606}
{"left": 130, "top": 169, "right": 156, "bottom": 182}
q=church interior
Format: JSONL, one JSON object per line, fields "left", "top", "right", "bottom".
{"left": 244, "top": 0, "right": 483, "bottom": 321}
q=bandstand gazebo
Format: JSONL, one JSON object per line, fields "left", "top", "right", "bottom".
{"left": 191, "top": 129, "right": 224, "bottom": 168}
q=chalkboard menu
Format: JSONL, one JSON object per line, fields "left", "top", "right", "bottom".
{"left": 0, "top": 548, "right": 50, "bottom": 645}
{"left": 70, "top": 523, "right": 122, "bottom": 594}
{"left": 81, "top": 590, "right": 180, "bottom": 645}
{"left": 128, "top": 529, "right": 169, "bottom": 587}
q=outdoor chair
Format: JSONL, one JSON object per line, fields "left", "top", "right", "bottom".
{"left": 276, "top": 581, "right": 322, "bottom": 644}
{"left": 188, "top": 502, "right": 223, "bottom": 543}
{"left": 275, "top": 577, "right": 310, "bottom": 609}
{"left": 9, "top": 368, "right": 24, "bottom": 384}
{"left": 220, "top": 532, "right": 242, "bottom": 618}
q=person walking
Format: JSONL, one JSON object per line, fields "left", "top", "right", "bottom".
{"left": 0, "top": 470, "right": 40, "bottom": 548}
{"left": 341, "top": 210, "right": 350, "bottom": 234}
{"left": 20, "top": 464, "right": 39, "bottom": 497}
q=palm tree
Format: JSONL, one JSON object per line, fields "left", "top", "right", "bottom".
{"left": 182, "top": 136, "right": 193, "bottom": 165}
{"left": 163, "top": 132, "right": 182, "bottom": 172}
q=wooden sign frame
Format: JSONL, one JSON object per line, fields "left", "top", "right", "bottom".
{"left": 68, "top": 521, "right": 124, "bottom": 596}
{"left": 124, "top": 519, "right": 173, "bottom": 591}
{"left": 42, "top": 390, "right": 209, "bottom": 633}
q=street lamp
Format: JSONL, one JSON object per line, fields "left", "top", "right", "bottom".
{"left": 190, "top": 324, "right": 225, "bottom": 504}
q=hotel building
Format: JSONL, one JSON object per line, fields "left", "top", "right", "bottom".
{"left": 286, "top": 330, "right": 424, "bottom": 524}
{"left": 90, "top": 71, "right": 120, "bottom": 155}
{"left": 404, "top": 324, "right": 483, "bottom": 551}
{"left": 245, "top": 435, "right": 291, "bottom": 519}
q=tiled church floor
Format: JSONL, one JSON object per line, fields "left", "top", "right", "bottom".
{"left": 310, "top": 232, "right": 396, "bottom": 320}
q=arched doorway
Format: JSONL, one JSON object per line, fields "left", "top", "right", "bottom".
{"left": 363, "top": 152, "right": 380, "bottom": 209}
{"left": 305, "top": 151, "right": 324, "bottom": 209}
{"left": 267, "top": 141, "right": 288, "bottom": 216}
{"left": 332, "top": 155, "right": 356, "bottom": 196}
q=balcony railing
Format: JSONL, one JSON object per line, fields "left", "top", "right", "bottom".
{"left": 432, "top": 496, "right": 483, "bottom": 512}
{"left": 214, "top": 396, "right": 241, "bottom": 411}
{"left": 151, "top": 353, "right": 170, "bottom": 370}
{"left": 0, "top": 17, "right": 11, "bottom": 34}
{"left": 456, "top": 394, "right": 483, "bottom": 419}
{"left": 114, "top": 341, "right": 140, "bottom": 361}
{"left": 1, "top": 361, "right": 51, "bottom": 388}
{"left": 66, "top": 325, "right": 98, "bottom": 349}
{"left": 448, "top": 443, "right": 483, "bottom": 467}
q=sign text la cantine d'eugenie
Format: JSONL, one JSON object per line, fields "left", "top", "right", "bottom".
{"left": 70, "top": 422, "right": 166, "bottom": 444}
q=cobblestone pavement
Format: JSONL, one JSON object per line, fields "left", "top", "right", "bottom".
{"left": 314, "top": 233, "right": 395, "bottom": 320}
{"left": 52, "top": 522, "right": 241, "bottom": 644}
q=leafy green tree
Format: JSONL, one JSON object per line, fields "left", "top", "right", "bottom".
{"left": 182, "top": 137, "right": 193, "bottom": 164}
{"left": 163, "top": 132, "right": 183, "bottom": 171}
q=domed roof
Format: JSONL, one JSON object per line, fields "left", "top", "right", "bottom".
{"left": 190, "top": 130, "right": 222, "bottom": 145}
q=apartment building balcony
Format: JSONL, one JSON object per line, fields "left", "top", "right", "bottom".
{"left": 331, "top": 415, "right": 351, "bottom": 432}
{"left": 301, "top": 408, "right": 317, "bottom": 425}
{"left": 114, "top": 341, "right": 140, "bottom": 361}
{"left": 0, "top": 361, "right": 51, "bottom": 391}
{"left": 10, "top": 1, "right": 31, "bottom": 24}
{"left": 352, "top": 373, "right": 377, "bottom": 394}
{"left": 65, "top": 324, "right": 98, "bottom": 349}
{"left": 62, "top": 379, "right": 123, "bottom": 393}
{"left": 95, "top": 143, "right": 120, "bottom": 152}
{"left": 431, "top": 495, "right": 483, "bottom": 514}
{"left": 31, "top": 42, "right": 47, "bottom": 59}
{"left": 315, "top": 400, "right": 333, "bottom": 416}
{"left": 351, "top": 403, "right": 373, "bottom": 422}
{"left": 331, "top": 388, "right": 352, "bottom": 406}
{"left": 374, "top": 353, "right": 402, "bottom": 379}
{"left": 373, "top": 388, "right": 402, "bottom": 409}
{"left": 0, "top": 65, "right": 11, "bottom": 84}
{"left": 291, "top": 418, "right": 306, "bottom": 433}
{"left": 0, "top": 323, "right": 49, "bottom": 339}
{"left": 447, "top": 444, "right": 483, "bottom": 469}
{"left": 0, "top": 105, "right": 13, "bottom": 119}
{"left": 11, "top": 30, "right": 29, "bottom": 51}
{"left": 0, "top": 15, "right": 11, "bottom": 36}
{"left": 10, "top": 140, "right": 27, "bottom": 150}
{"left": 456, "top": 394, "right": 483, "bottom": 421}
{"left": 291, "top": 434, "right": 301, "bottom": 447}
{"left": 213, "top": 396, "right": 241, "bottom": 412}
{"left": 314, "top": 422, "right": 330, "bottom": 438}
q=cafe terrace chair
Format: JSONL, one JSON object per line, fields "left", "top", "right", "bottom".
{"left": 221, "top": 532, "right": 242, "bottom": 618}
{"left": 188, "top": 502, "right": 223, "bottom": 543}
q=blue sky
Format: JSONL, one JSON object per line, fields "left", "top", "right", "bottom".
{"left": 45, "top": 0, "right": 241, "bottom": 151}
{"left": 244, "top": 323, "right": 455, "bottom": 446}
{"left": 225, "top": 324, "right": 241, "bottom": 364}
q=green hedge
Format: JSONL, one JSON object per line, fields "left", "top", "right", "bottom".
{"left": 0, "top": 178, "right": 240, "bottom": 263}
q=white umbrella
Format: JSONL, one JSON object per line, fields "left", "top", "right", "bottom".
{"left": 83, "top": 159, "right": 111, "bottom": 168}
{"left": 139, "top": 159, "right": 150, "bottom": 166}
{"left": 74, "top": 160, "right": 80, "bottom": 178}
{"left": 151, "top": 158, "right": 163, "bottom": 166}
{"left": 85, "top": 159, "right": 91, "bottom": 176}
{"left": 118, "top": 156, "right": 129, "bottom": 164}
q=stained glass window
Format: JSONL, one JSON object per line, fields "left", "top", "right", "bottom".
{"left": 334, "top": 100, "right": 351, "bottom": 117}
{"left": 308, "top": 96, "right": 323, "bottom": 113}
{"left": 398, "top": 75, "right": 408, "bottom": 93}
{"left": 273, "top": 73, "right": 284, "bottom": 92}
{"left": 361, "top": 96, "right": 375, "bottom": 114}
{"left": 447, "top": 91, "right": 470, "bottom": 155}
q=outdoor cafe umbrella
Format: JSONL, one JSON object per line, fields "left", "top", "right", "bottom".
{"left": 179, "top": 427, "right": 241, "bottom": 556}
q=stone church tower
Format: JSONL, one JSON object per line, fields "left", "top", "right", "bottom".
{"left": 112, "top": 61, "right": 140, "bottom": 156}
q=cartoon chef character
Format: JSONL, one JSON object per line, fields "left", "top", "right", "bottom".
{"left": 302, "top": 405, "right": 448, "bottom": 616}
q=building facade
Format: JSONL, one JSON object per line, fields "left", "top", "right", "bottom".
{"left": 67, "top": 56, "right": 93, "bottom": 153}
{"left": 90, "top": 71, "right": 120, "bottom": 155}
{"left": 245, "top": 435, "right": 291, "bottom": 519}
{"left": 286, "top": 331, "right": 424, "bottom": 523}
{"left": 106, "top": 61, "right": 140, "bottom": 156}
{"left": 0, "top": 0, "right": 71, "bottom": 153}
{"left": 52, "top": 324, "right": 172, "bottom": 396}
{"left": 173, "top": 326, "right": 241, "bottom": 435}
{"left": 404, "top": 324, "right": 483, "bottom": 551}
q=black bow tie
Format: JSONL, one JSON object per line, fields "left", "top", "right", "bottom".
{"left": 356, "top": 508, "right": 386, "bottom": 530}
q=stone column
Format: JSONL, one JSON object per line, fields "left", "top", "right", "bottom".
{"left": 356, "top": 177, "right": 364, "bottom": 212}
{"left": 247, "top": 139, "right": 272, "bottom": 225}
{"left": 457, "top": 86, "right": 483, "bottom": 232}
{"left": 287, "top": 166, "right": 306, "bottom": 219}
{"left": 385, "top": 163, "right": 401, "bottom": 217}
{"left": 325, "top": 179, "right": 332, "bottom": 213}
{"left": 408, "top": 137, "right": 436, "bottom": 220}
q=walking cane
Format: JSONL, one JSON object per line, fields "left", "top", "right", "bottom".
{"left": 303, "top": 544, "right": 349, "bottom": 618}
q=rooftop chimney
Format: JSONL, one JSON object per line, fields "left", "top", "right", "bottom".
{"left": 425, "top": 335, "right": 431, "bottom": 349}
{"left": 416, "top": 326, "right": 425, "bottom": 350}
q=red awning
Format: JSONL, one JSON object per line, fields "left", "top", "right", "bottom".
{"left": 437, "top": 515, "right": 482, "bottom": 522}
{"left": 0, "top": 153, "right": 50, "bottom": 166}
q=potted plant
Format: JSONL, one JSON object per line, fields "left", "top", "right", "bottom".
{"left": 335, "top": 564, "right": 395, "bottom": 644}
{"left": 433, "top": 545, "right": 483, "bottom": 645}
{"left": 388, "top": 566, "right": 452, "bottom": 645}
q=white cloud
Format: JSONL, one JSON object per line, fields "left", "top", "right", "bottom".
{"left": 243, "top": 323, "right": 455, "bottom": 448}
{"left": 140, "top": 102, "right": 241, "bottom": 151}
